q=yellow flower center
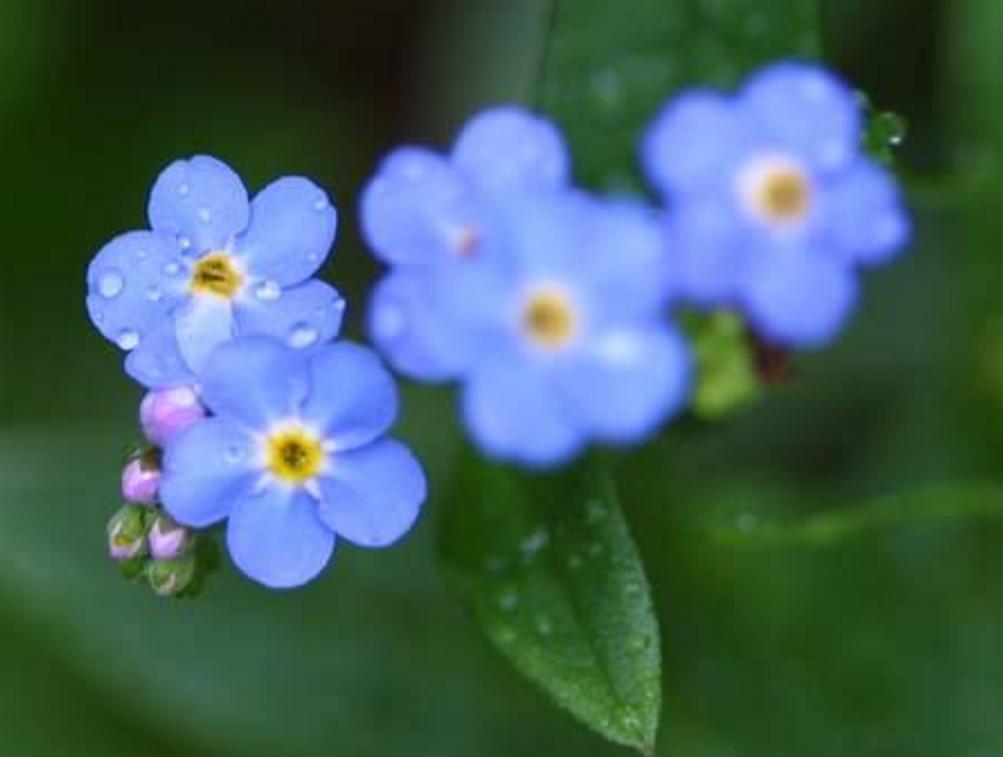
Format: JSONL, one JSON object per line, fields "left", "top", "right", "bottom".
{"left": 739, "top": 157, "right": 813, "bottom": 227}
{"left": 522, "top": 289, "right": 576, "bottom": 349}
{"left": 190, "top": 252, "right": 244, "bottom": 299}
{"left": 265, "top": 427, "right": 324, "bottom": 484}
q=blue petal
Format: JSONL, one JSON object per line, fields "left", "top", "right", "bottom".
{"left": 367, "top": 271, "right": 468, "bottom": 381}
{"left": 174, "top": 296, "right": 235, "bottom": 376}
{"left": 147, "top": 155, "right": 250, "bottom": 255}
{"left": 236, "top": 177, "right": 337, "bottom": 286}
{"left": 452, "top": 106, "right": 569, "bottom": 194}
{"left": 85, "top": 231, "right": 185, "bottom": 349}
{"left": 559, "top": 326, "right": 691, "bottom": 443}
{"left": 301, "top": 342, "right": 399, "bottom": 450}
{"left": 235, "top": 279, "right": 345, "bottom": 352}
{"left": 317, "top": 439, "right": 425, "bottom": 548}
{"left": 360, "top": 147, "right": 483, "bottom": 265}
{"left": 226, "top": 486, "right": 335, "bottom": 589}
{"left": 160, "top": 417, "right": 256, "bottom": 527}
{"left": 461, "top": 354, "right": 583, "bottom": 468}
{"left": 125, "top": 319, "right": 194, "bottom": 389}
{"left": 199, "top": 337, "right": 309, "bottom": 429}
{"left": 576, "top": 198, "right": 673, "bottom": 323}
{"left": 739, "top": 62, "right": 861, "bottom": 172}
{"left": 817, "top": 159, "right": 910, "bottom": 266}
{"left": 664, "top": 197, "right": 748, "bottom": 306}
{"left": 642, "top": 89, "right": 754, "bottom": 196}
{"left": 741, "top": 248, "right": 858, "bottom": 348}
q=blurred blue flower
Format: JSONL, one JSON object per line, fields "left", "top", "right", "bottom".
{"left": 378, "top": 188, "right": 691, "bottom": 467}
{"left": 86, "top": 156, "right": 345, "bottom": 388}
{"left": 361, "top": 106, "right": 571, "bottom": 380}
{"left": 159, "top": 337, "right": 426, "bottom": 589}
{"left": 643, "top": 62, "right": 910, "bottom": 347}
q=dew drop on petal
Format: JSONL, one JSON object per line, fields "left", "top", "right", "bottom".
{"left": 255, "top": 280, "right": 282, "bottom": 301}
{"left": 117, "top": 329, "right": 140, "bottom": 350}
{"left": 98, "top": 270, "right": 124, "bottom": 299}
{"left": 163, "top": 261, "right": 181, "bottom": 276}
{"left": 313, "top": 197, "right": 328, "bottom": 211}
{"left": 289, "top": 324, "right": 318, "bottom": 349}
{"left": 197, "top": 208, "right": 212, "bottom": 224}
{"left": 178, "top": 236, "right": 192, "bottom": 252}
{"left": 146, "top": 285, "right": 163, "bottom": 302}
{"left": 177, "top": 182, "right": 191, "bottom": 197}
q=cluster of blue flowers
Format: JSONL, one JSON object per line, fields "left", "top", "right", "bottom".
{"left": 87, "top": 158, "right": 426, "bottom": 589}
{"left": 87, "top": 61, "right": 909, "bottom": 589}
{"left": 362, "top": 62, "right": 909, "bottom": 467}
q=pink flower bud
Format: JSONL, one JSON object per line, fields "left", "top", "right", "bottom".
{"left": 140, "top": 386, "right": 206, "bottom": 447}
{"left": 107, "top": 506, "right": 148, "bottom": 561}
{"left": 121, "top": 458, "right": 160, "bottom": 505}
{"left": 149, "top": 516, "right": 189, "bottom": 561}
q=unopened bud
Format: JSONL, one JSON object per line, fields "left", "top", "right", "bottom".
{"left": 147, "top": 553, "right": 197, "bottom": 597}
{"left": 121, "top": 458, "right": 160, "bottom": 505}
{"left": 148, "top": 515, "right": 190, "bottom": 561}
{"left": 107, "top": 505, "right": 149, "bottom": 561}
{"left": 140, "top": 386, "right": 205, "bottom": 446}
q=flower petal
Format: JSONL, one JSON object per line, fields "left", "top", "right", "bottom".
{"left": 160, "top": 417, "right": 256, "bottom": 527}
{"left": 461, "top": 354, "right": 583, "bottom": 468}
{"left": 226, "top": 487, "right": 335, "bottom": 589}
{"left": 124, "top": 319, "right": 194, "bottom": 389}
{"left": 236, "top": 177, "right": 337, "bottom": 286}
{"left": 642, "top": 89, "right": 754, "bottom": 196}
{"left": 147, "top": 155, "right": 250, "bottom": 254}
{"left": 559, "top": 326, "right": 691, "bottom": 443}
{"left": 85, "top": 231, "right": 185, "bottom": 349}
{"left": 360, "top": 147, "right": 482, "bottom": 265}
{"left": 174, "top": 296, "right": 235, "bottom": 376}
{"left": 301, "top": 342, "right": 398, "bottom": 450}
{"left": 452, "top": 106, "right": 569, "bottom": 194}
{"left": 199, "top": 337, "right": 310, "bottom": 429}
{"left": 741, "top": 247, "right": 858, "bottom": 348}
{"left": 739, "top": 63, "right": 861, "bottom": 173}
{"left": 818, "top": 159, "right": 910, "bottom": 266}
{"left": 235, "top": 279, "right": 345, "bottom": 352}
{"left": 664, "top": 196, "right": 748, "bottom": 306}
{"left": 367, "top": 271, "right": 466, "bottom": 381}
{"left": 317, "top": 439, "right": 425, "bottom": 548}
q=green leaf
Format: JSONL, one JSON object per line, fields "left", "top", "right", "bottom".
{"left": 706, "top": 481, "right": 1003, "bottom": 548}
{"left": 439, "top": 455, "right": 661, "bottom": 753}
{"left": 537, "top": 0, "right": 821, "bottom": 190}
{"left": 685, "top": 310, "right": 763, "bottom": 420}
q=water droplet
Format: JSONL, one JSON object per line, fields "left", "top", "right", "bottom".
{"left": 307, "top": 252, "right": 319, "bottom": 263}
{"left": 135, "top": 248, "right": 148, "bottom": 260}
{"left": 289, "top": 324, "right": 318, "bottom": 349}
{"left": 197, "top": 208, "right": 212, "bottom": 224}
{"left": 178, "top": 236, "right": 192, "bottom": 252}
{"left": 255, "top": 280, "right": 281, "bottom": 301}
{"left": 585, "top": 499, "right": 607, "bottom": 524}
{"left": 98, "top": 270, "right": 124, "bottom": 299}
{"left": 90, "top": 305, "right": 104, "bottom": 324}
{"left": 535, "top": 614, "right": 553, "bottom": 636}
{"left": 520, "top": 527, "right": 550, "bottom": 560}
{"left": 736, "top": 513, "right": 757, "bottom": 532}
{"left": 223, "top": 445, "right": 245, "bottom": 464}
{"left": 177, "top": 182, "right": 191, "bottom": 196}
{"left": 628, "top": 633, "right": 650, "bottom": 652}
{"left": 313, "top": 197, "right": 328, "bottom": 211}
{"left": 497, "top": 588, "right": 519, "bottom": 612}
{"left": 374, "top": 303, "right": 404, "bottom": 338}
{"left": 146, "top": 285, "right": 163, "bottom": 302}
{"left": 117, "top": 329, "right": 140, "bottom": 350}
{"left": 163, "top": 261, "right": 181, "bottom": 276}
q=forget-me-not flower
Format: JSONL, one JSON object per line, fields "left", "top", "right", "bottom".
{"left": 362, "top": 106, "right": 570, "bottom": 381}
{"left": 86, "top": 156, "right": 344, "bottom": 388}
{"left": 375, "top": 190, "right": 691, "bottom": 466}
{"left": 159, "top": 337, "right": 426, "bottom": 588}
{"left": 643, "top": 62, "right": 910, "bottom": 347}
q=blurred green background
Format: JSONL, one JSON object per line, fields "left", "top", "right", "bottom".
{"left": 0, "top": 0, "right": 998, "bottom": 755}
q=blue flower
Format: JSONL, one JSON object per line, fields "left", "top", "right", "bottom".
{"left": 361, "top": 107, "right": 571, "bottom": 380}
{"left": 642, "top": 62, "right": 910, "bottom": 347}
{"left": 375, "top": 188, "right": 691, "bottom": 467}
{"left": 158, "top": 337, "right": 426, "bottom": 589}
{"left": 86, "top": 156, "right": 345, "bottom": 388}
